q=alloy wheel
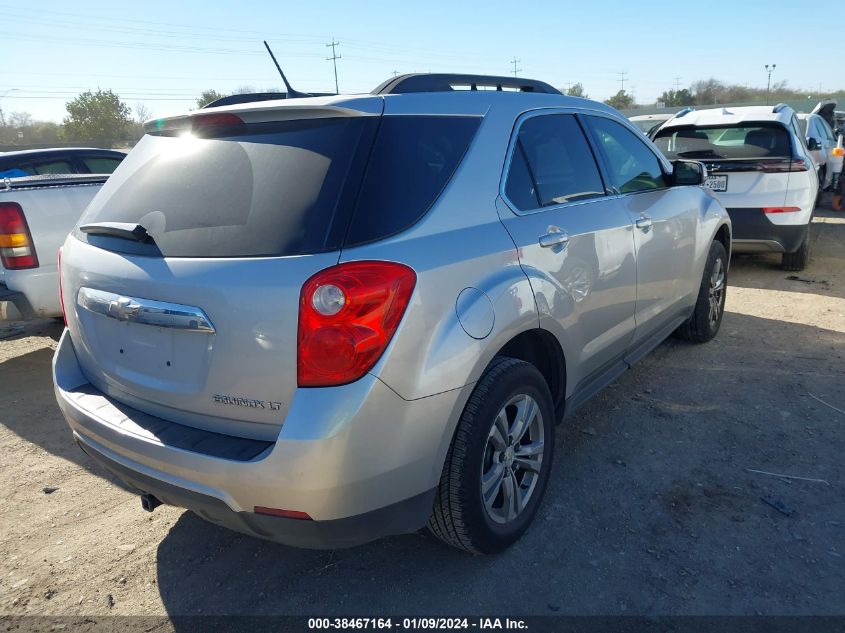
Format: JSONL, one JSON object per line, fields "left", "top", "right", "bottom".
{"left": 480, "top": 394, "right": 545, "bottom": 524}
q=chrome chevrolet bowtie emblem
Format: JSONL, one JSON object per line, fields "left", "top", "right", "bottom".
{"left": 108, "top": 296, "right": 140, "bottom": 321}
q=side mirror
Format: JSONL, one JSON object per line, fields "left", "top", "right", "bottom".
{"left": 673, "top": 160, "right": 706, "bottom": 186}
{"left": 807, "top": 137, "right": 821, "bottom": 151}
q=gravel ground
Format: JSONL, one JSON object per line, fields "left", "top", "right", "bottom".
{"left": 1, "top": 206, "right": 843, "bottom": 620}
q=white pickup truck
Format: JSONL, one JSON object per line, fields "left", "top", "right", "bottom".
{"left": 1, "top": 175, "right": 109, "bottom": 320}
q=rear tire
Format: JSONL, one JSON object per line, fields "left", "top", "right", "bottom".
{"left": 428, "top": 357, "right": 555, "bottom": 554}
{"left": 676, "top": 240, "right": 728, "bottom": 344}
{"left": 782, "top": 227, "right": 810, "bottom": 271}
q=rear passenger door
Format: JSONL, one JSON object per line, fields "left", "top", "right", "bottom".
{"left": 497, "top": 111, "right": 638, "bottom": 396}
{"left": 581, "top": 114, "right": 699, "bottom": 354}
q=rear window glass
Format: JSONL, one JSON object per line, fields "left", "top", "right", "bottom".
{"left": 653, "top": 124, "right": 792, "bottom": 160}
{"left": 79, "top": 115, "right": 479, "bottom": 257}
{"left": 78, "top": 118, "right": 374, "bottom": 258}
{"left": 83, "top": 157, "right": 123, "bottom": 174}
{"left": 34, "top": 160, "right": 73, "bottom": 175}
{"left": 344, "top": 116, "right": 480, "bottom": 245}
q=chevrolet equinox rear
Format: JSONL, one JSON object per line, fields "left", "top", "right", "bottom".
{"left": 54, "top": 74, "right": 731, "bottom": 554}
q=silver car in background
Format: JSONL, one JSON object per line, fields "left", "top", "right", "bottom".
{"left": 53, "top": 74, "right": 731, "bottom": 554}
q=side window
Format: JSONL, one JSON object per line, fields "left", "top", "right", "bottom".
{"left": 585, "top": 116, "right": 668, "bottom": 194}
{"left": 32, "top": 160, "right": 74, "bottom": 175}
{"left": 504, "top": 113, "right": 604, "bottom": 211}
{"left": 83, "top": 157, "right": 123, "bottom": 174}
{"left": 504, "top": 144, "right": 540, "bottom": 211}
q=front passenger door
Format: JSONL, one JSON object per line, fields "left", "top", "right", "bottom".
{"left": 582, "top": 115, "right": 700, "bottom": 352}
{"left": 497, "top": 112, "right": 638, "bottom": 397}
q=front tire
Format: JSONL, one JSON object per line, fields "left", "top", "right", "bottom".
{"left": 428, "top": 357, "right": 555, "bottom": 554}
{"left": 676, "top": 240, "right": 728, "bottom": 343}
{"left": 782, "top": 227, "right": 810, "bottom": 271}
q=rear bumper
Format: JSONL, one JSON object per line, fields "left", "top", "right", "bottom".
{"left": 74, "top": 435, "right": 435, "bottom": 549}
{"left": 53, "top": 330, "right": 468, "bottom": 549}
{"left": 726, "top": 208, "right": 809, "bottom": 254}
{"left": 0, "top": 283, "right": 35, "bottom": 321}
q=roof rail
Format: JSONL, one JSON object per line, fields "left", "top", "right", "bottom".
{"left": 674, "top": 106, "right": 695, "bottom": 119}
{"left": 372, "top": 73, "right": 561, "bottom": 96}
{"left": 772, "top": 103, "right": 790, "bottom": 113}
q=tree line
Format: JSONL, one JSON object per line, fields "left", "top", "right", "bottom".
{"left": 2, "top": 79, "right": 843, "bottom": 148}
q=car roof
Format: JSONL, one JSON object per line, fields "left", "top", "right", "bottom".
{"left": 151, "top": 77, "right": 623, "bottom": 124}
{"left": 629, "top": 113, "right": 674, "bottom": 122}
{"left": 659, "top": 105, "right": 795, "bottom": 130}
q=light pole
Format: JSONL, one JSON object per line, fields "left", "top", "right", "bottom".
{"left": 0, "top": 88, "right": 20, "bottom": 127}
{"left": 765, "top": 64, "right": 776, "bottom": 105}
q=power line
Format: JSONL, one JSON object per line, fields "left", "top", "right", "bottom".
{"left": 617, "top": 71, "right": 628, "bottom": 92}
{"left": 511, "top": 57, "right": 522, "bottom": 77}
{"left": 326, "top": 39, "right": 341, "bottom": 94}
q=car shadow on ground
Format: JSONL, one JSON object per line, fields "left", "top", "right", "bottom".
{"left": 155, "top": 311, "right": 845, "bottom": 619}
{"left": 0, "top": 343, "right": 127, "bottom": 487}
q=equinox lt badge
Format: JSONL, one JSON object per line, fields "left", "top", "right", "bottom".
{"left": 213, "top": 394, "right": 282, "bottom": 411}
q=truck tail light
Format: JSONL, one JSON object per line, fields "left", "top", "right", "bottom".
{"left": 297, "top": 261, "right": 416, "bottom": 387}
{"left": 833, "top": 147, "right": 845, "bottom": 157}
{"left": 0, "top": 202, "right": 38, "bottom": 270}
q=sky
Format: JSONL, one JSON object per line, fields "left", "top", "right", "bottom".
{"left": 2, "top": 0, "right": 836, "bottom": 123}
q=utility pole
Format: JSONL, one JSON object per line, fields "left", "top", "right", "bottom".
{"left": 0, "top": 88, "right": 20, "bottom": 127}
{"left": 674, "top": 76, "right": 681, "bottom": 91}
{"left": 765, "top": 63, "right": 776, "bottom": 105}
{"left": 326, "top": 39, "right": 341, "bottom": 94}
{"left": 617, "top": 71, "right": 628, "bottom": 93}
{"left": 510, "top": 57, "right": 521, "bottom": 77}
{"left": 392, "top": 70, "right": 400, "bottom": 77}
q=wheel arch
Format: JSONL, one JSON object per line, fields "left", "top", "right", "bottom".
{"left": 493, "top": 328, "right": 567, "bottom": 422}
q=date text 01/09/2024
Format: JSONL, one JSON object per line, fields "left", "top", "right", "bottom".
{"left": 307, "top": 618, "right": 529, "bottom": 630}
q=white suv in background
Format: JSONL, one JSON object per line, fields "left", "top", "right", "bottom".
{"left": 654, "top": 104, "right": 817, "bottom": 271}
{"left": 797, "top": 112, "right": 842, "bottom": 191}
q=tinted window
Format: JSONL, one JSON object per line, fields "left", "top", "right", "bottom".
{"left": 505, "top": 114, "right": 604, "bottom": 211}
{"left": 345, "top": 116, "right": 480, "bottom": 245}
{"left": 653, "top": 123, "right": 792, "bottom": 160}
{"left": 79, "top": 118, "right": 375, "bottom": 258}
{"left": 586, "top": 117, "right": 667, "bottom": 193}
{"left": 33, "top": 160, "right": 74, "bottom": 175}
{"left": 83, "top": 157, "right": 123, "bottom": 174}
{"left": 504, "top": 143, "right": 540, "bottom": 210}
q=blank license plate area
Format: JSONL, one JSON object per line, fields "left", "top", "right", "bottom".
{"left": 704, "top": 175, "right": 728, "bottom": 192}
{"left": 80, "top": 312, "right": 211, "bottom": 392}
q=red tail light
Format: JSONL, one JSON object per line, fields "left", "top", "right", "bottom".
{"left": 58, "top": 248, "right": 66, "bottom": 325}
{"left": 0, "top": 202, "right": 38, "bottom": 270}
{"left": 297, "top": 261, "right": 416, "bottom": 387}
{"left": 760, "top": 159, "right": 809, "bottom": 173}
{"left": 763, "top": 207, "right": 801, "bottom": 214}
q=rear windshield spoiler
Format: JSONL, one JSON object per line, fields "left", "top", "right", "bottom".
{"left": 145, "top": 100, "right": 385, "bottom": 135}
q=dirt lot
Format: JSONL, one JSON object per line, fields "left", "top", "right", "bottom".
{"left": 1, "top": 205, "right": 843, "bottom": 620}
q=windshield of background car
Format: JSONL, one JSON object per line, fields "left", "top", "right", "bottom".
{"left": 653, "top": 123, "right": 792, "bottom": 160}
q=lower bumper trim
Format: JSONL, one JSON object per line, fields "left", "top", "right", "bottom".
{"left": 75, "top": 435, "right": 436, "bottom": 549}
{"left": 726, "top": 208, "right": 808, "bottom": 254}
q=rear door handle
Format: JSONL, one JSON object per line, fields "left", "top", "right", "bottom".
{"left": 539, "top": 227, "right": 569, "bottom": 248}
{"left": 636, "top": 215, "right": 653, "bottom": 230}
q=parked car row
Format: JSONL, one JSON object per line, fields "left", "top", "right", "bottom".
{"left": 51, "top": 73, "right": 732, "bottom": 554}
{"left": 633, "top": 102, "right": 833, "bottom": 271}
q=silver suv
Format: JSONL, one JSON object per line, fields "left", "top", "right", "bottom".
{"left": 53, "top": 74, "right": 731, "bottom": 554}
